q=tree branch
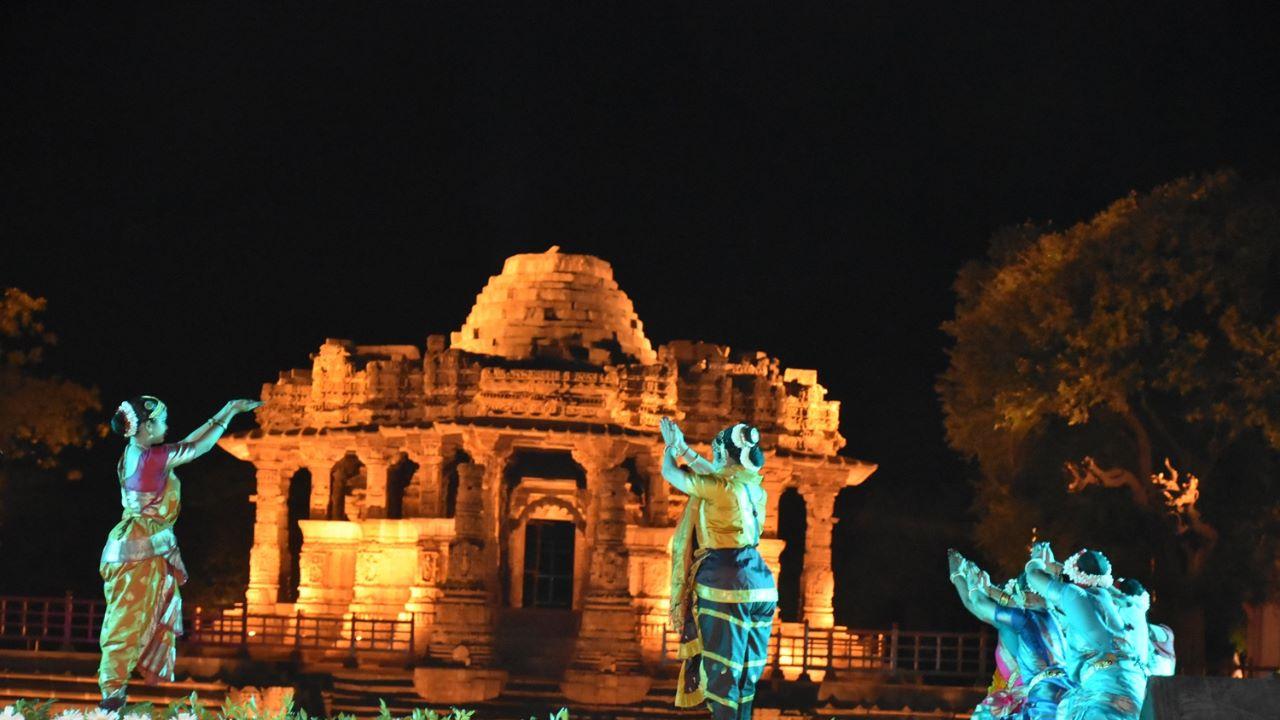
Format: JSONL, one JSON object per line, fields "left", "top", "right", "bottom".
{"left": 1064, "top": 456, "right": 1151, "bottom": 507}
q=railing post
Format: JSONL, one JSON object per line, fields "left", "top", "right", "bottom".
{"left": 61, "top": 592, "right": 74, "bottom": 650}
{"left": 406, "top": 614, "right": 415, "bottom": 666}
{"left": 978, "top": 631, "right": 989, "bottom": 680}
{"left": 889, "top": 623, "right": 899, "bottom": 673}
{"left": 802, "top": 619, "right": 810, "bottom": 673}
{"left": 344, "top": 614, "right": 358, "bottom": 668}
{"left": 660, "top": 622, "right": 668, "bottom": 664}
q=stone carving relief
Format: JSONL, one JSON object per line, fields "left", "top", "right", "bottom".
{"left": 419, "top": 550, "right": 441, "bottom": 585}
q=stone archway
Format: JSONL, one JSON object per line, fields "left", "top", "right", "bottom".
{"left": 278, "top": 468, "right": 312, "bottom": 604}
{"left": 506, "top": 491, "right": 587, "bottom": 610}
{"left": 441, "top": 448, "right": 471, "bottom": 518}
{"left": 386, "top": 453, "right": 418, "bottom": 519}
{"left": 777, "top": 486, "right": 807, "bottom": 622}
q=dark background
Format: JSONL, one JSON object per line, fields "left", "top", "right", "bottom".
{"left": 3, "top": 3, "right": 1278, "bottom": 629}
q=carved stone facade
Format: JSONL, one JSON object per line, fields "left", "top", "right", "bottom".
{"left": 220, "top": 248, "right": 876, "bottom": 702}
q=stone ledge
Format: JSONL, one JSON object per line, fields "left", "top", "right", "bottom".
{"left": 412, "top": 666, "right": 507, "bottom": 705}
{"left": 559, "top": 669, "right": 652, "bottom": 705}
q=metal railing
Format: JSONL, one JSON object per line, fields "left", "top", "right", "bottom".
{"left": 0, "top": 595, "right": 413, "bottom": 662}
{"left": 0, "top": 594, "right": 105, "bottom": 651}
{"left": 641, "top": 616, "right": 992, "bottom": 682}
{"left": 186, "top": 606, "right": 414, "bottom": 659}
{"left": 1, "top": 594, "right": 989, "bottom": 682}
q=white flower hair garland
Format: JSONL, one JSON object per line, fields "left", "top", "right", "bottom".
{"left": 1063, "top": 549, "right": 1114, "bottom": 589}
{"left": 116, "top": 402, "right": 139, "bottom": 438}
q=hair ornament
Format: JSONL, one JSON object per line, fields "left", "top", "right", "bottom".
{"left": 1063, "top": 549, "right": 1114, "bottom": 589}
{"left": 117, "top": 402, "right": 139, "bottom": 438}
{"left": 731, "top": 423, "right": 760, "bottom": 449}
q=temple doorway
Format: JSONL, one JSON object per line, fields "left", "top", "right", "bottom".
{"left": 522, "top": 519, "right": 575, "bottom": 609}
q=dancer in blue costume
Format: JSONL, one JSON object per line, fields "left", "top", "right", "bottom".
{"left": 948, "top": 546, "right": 1069, "bottom": 720}
{"left": 1025, "top": 549, "right": 1148, "bottom": 719}
{"left": 1110, "top": 578, "right": 1176, "bottom": 680}
{"left": 662, "top": 417, "right": 776, "bottom": 720}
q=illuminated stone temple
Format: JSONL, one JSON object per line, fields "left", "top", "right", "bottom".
{"left": 220, "top": 248, "right": 876, "bottom": 703}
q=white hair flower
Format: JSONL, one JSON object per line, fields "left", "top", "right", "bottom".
{"left": 1, "top": 706, "right": 25, "bottom": 720}
{"left": 172, "top": 712, "right": 199, "bottom": 720}
{"left": 53, "top": 710, "right": 85, "bottom": 720}
{"left": 122, "top": 713, "right": 151, "bottom": 720}
{"left": 85, "top": 710, "right": 119, "bottom": 720}
{"left": 116, "top": 401, "right": 139, "bottom": 437}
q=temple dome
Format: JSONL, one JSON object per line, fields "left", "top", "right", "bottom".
{"left": 450, "top": 247, "right": 657, "bottom": 364}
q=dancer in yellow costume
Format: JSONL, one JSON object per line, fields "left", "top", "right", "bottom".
{"left": 98, "top": 395, "right": 261, "bottom": 710}
{"left": 661, "top": 417, "right": 776, "bottom": 720}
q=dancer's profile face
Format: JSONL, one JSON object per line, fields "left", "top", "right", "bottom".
{"left": 139, "top": 410, "right": 168, "bottom": 444}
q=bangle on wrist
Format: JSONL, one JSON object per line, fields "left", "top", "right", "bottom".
{"left": 211, "top": 418, "right": 228, "bottom": 429}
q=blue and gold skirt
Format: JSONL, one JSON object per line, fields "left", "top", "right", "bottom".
{"left": 677, "top": 547, "right": 777, "bottom": 720}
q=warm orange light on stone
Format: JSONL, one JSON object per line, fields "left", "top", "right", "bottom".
{"left": 221, "top": 249, "right": 877, "bottom": 702}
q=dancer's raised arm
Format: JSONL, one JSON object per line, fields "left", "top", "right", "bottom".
{"left": 168, "top": 398, "right": 263, "bottom": 468}
{"left": 948, "top": 550, "right": 1000, "bottom": 624}
{"left": 659, "top": 417, "right": 715, "bottom": 495}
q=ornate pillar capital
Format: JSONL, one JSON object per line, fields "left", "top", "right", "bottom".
{"left": 298, "top": 441, "right": 346, "bottom": 468}
{"left": 571, "top": 439, "right": 628, "bottom": 475}
{"left": 458, "top": 427, "right": 514, "bottom": 467}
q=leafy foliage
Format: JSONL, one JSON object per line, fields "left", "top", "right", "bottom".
{"left": 0, "top": 288, "right": 102, "bottom": 466}
{"left": 938, "top": 170, "right": 1280, "bottom": 669}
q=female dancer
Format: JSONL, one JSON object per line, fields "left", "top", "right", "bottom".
{"left": 661, "top": 417, "right": 776, "bottom": 720}
{"left": 1025, "top": 548, "right": 1148, "bottom": 719}
{"left": 948, "top": 547, "right": 1069, "bottom": 720}
{"left": 98, "top": 395, "right": 261, "bottom": 710}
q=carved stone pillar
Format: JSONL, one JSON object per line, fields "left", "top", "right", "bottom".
{"left": 407, "top": 448, "right": 444, "bottom": 518}
{"left": 406, "top": 518, "right": 454, "bottom": 655}
{"left": 561, "top": 446, "right": 651, "bottom": 705}
{"left": 301, "top": 446, "right": 342, "bottom": 520}
{"left": 625, "top": 524, "right": 673, "bottom": 667}
{"left": 246, "top": 464, "right": 290, "bottom": 612}
{"left": 800, "top": 486, "right": 838, "bottom": 628}
{"left": 416, "top": 462, "right": 507, "bottom": 703}
{"left": 459, "top": 431, "right": 513, "bottom": 597}
{"left": 362, "top": 459, "right": 390, "bottom": 519}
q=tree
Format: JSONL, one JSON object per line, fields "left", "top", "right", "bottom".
{"left": 0, "top": 289, "right": 103, "bottom": 583}
{"left": 0, "top": 288, "right": 103, "bottom": 464}
{"left": 938, "top": 171, "right": 1280, "bottom": 674}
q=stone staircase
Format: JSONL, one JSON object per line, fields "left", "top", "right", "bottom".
{"left": 494, "top": 610, "right": 578, "bottom": 679}
{"left": 0, "top": 670, "right": 228, "bottom": 713}
{"left": 324, "top": 669, "right": 706, "bottom": 720}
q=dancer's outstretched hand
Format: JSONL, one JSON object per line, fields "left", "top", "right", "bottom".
{"left": 947, "top": 549, "right": 964, "bottom": 576}
{"left": 228, "top": 399, "right": 264, "bottom": 414}
{"left": 1029, "top": 541, "right": 1055, "bottom": 566}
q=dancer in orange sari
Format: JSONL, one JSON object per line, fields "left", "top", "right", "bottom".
{"left": 98, "top": 395, "right": 260, "bottom": 710}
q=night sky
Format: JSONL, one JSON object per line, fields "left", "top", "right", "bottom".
{"left": 4, "top": 4, "right": 1279, "bottom": 627}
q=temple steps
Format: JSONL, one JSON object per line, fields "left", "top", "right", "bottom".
{"left": 0, "top": 669, "right": 228, "bottom": 712}
{"left": 321, "top": 670, "right": 709, "bottom": 719}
